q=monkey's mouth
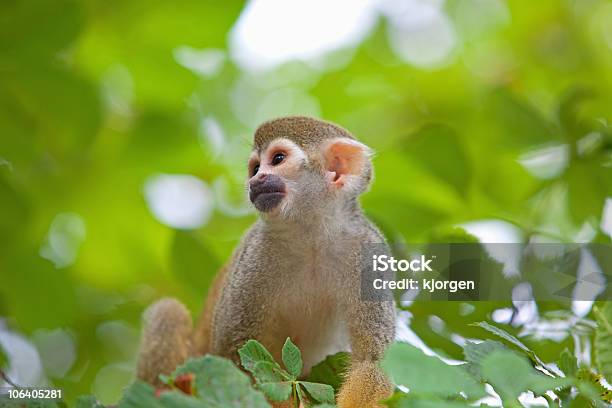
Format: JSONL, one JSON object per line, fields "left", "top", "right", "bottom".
{"left": 249, "top": 187, "right": 286, "bottom": 213}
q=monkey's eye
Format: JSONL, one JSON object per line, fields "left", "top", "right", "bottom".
{"left": 271, "top": 153, "right": 285, "bottom": 166}
{"left": 252, "top": 164, "right": 260, "bottom": 176}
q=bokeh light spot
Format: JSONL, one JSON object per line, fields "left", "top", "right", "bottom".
{"left": 174, "top": 47, "right": 225, "bottom": 77}
{"left": 39, "top": 213, "right": 87, "bottom": 269}
{"left": 32, "top": 329, "right": 76, "bottom": 379}
{"left": 382, "top": 0, "right": 458, "bottom": 69}
{"left": 144, "top": 174, "right": 214, "bottom": 230}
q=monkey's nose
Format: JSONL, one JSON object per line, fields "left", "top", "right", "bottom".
{"left": 253, "top": 172, "right": 269, "bottom": 184}
{"left": 250, "top": 173, "right": 277, "bottom": 189}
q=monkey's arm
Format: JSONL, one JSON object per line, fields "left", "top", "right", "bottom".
{"left": 210, "top": 275, "right": 272, "bottom": 361}
{"left": 336, "top": 234, "right": 396, "bottom": 408}
{"left": 206, "top": 246, "right": 274, "bottom": 360}
{"left": 337, "top": 298, "right": 395, "bottom": 408}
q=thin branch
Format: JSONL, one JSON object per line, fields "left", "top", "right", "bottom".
{"left": 0, "top": 369, "right": 20, "bottom": 388}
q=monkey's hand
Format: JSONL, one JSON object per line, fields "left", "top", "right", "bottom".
{"left": 136, "top": 298, "right": 194, "bottom": 386}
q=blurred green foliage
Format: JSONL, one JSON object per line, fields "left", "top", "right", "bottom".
{"left": 0, "top": 0, "right": 611, "bottom": 405}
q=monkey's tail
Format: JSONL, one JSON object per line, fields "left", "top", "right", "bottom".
{"left": 337, "top": 360, "right": 392, "bottom": 408}
{"left": 136, "top": 297, "right": 193, "bottom": 386}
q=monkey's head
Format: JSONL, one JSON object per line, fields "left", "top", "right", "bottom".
{"left": 247, "top": 116, "right": 373, "bottom": 219}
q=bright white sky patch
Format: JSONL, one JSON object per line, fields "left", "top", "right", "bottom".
{"left": 461, "top": 219, "right": 523, "bottom": 277}
{"left": 461, "top": 219, "right": 523, "bottom": 243}
{"left": 229, "top": 0, "right": 379, "bottom": 71}
{"left": 0, "top": 321, "right": 45, "bottom": 386}
{"left": 144, "top": 174, "right": 214, "bottom": 230}
{"left": 492, "top": 307, "right": 513, "bottom": 324}
{"left": 230, "top": 0, "right": 460, "bottom": 71}
{"left": 518, "top": 144, "right": 569, "bottom": 179}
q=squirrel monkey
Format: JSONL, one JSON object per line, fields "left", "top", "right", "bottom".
{"left": 136, "top": 116, "right": 395, "bottom": 408}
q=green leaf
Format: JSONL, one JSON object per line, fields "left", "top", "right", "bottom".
{"left": 0, "top": 0, "right": 82, "bottom": 64}
{"left": 427, "top": 226, "right": 480, "bottom": 244}
{"left": 408, "top": 401, "right": 473, "bottom": 408}
{"left": 0, "top": 247, "right": 77, "bottom": 331}
{"left": 576, "top": 367, "right": 609, "bottom": 395}
{"left": 282, "top": 338, "right": 303, "bottom": 379}
{"left": 306, "top": 352, "right": 350, "bottom": 392}
{"left": 557, "top": 87, "right": 594, "bottom": 142}
{"left": 471, "top": 321, "right": 550, "bottom": 370}
{"left": 75, "top": 396, "right": 104, "bottom": 408}
{"left": 118, "top": 382, "right": 164, "bottom": 408}
{"left": 172, "top": 356, "right": 271, "bottom": 407}
{"left": 590, "top": 244, "right": 612, "bottom": 301}
{"left": 259, "top": 382, "right": 292, "bottom": 402}
{"left": 0, "top": 174, "right": 29, "bottom": 245}
{"left": 239, "top": 339, "right": 279, "bottom": 373}
{"left": 481, "top": 351, "right": 572, "bottom": 403}
{"left": 570, "top": 394, "right": 606, "bottom": 408}
{"left": 158, "top": 391, "right": 209, "bottom": 408}
{"left": 239, "top": 340, "right": 289, "bottom": 384}
{"left": 118, "top": 382, "right": 213, "bottom": 408}
{"left": 566, "top": 161, "right": 612, "bottom": 222}
{"left": 463, "top": 340, "right": 508, "bottom": 380}
{"left": 518, "top": 246, "right": 579, "bottom": 306}
{"left": 382, "top": 342, "right": 486, "bottom": 400}
{"left": 576, "top": 380, "right": 610, "bottom": 407}
{"left": 296, "top": 382, "right": 305, "bottom": 405}
{"left": 489, "top": 89, "right": 559, "bottom": 147}
{"left": 382, "top": 392, "right": 474, "bottom": 408}
{"left": 594, "top": 304, "right": 612, "bottom": 382}
{"left": 300, "top": 381, "right": 336, "bottom": 404}
{"left": 400, "top": 124, "right": 471, "bottom": 198}
{"left": 558, "top": 348, "right": 578, "bottom": 377}
{"left": 252, "top": 360, "right": 287, "bottom": 383}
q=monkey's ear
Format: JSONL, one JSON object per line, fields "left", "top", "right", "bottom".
{"left": 322, "top": 138, "right": 372, "bottom": 189}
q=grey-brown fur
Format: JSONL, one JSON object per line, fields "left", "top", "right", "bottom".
{"left": 254, "top": 115, "right": 355, "bottom": 152}
{"left": 136, "top": 298, "right": 193, "bottom": 385}
{"left": 211, "top": 207, "right": 395, "bottom": 362}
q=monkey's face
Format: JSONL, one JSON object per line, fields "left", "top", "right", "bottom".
{"left": 247, "top": 138, "right": 306, "bottom": 215}
{"left": 247, "top": 136, "right": 372, "bottom": 219}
